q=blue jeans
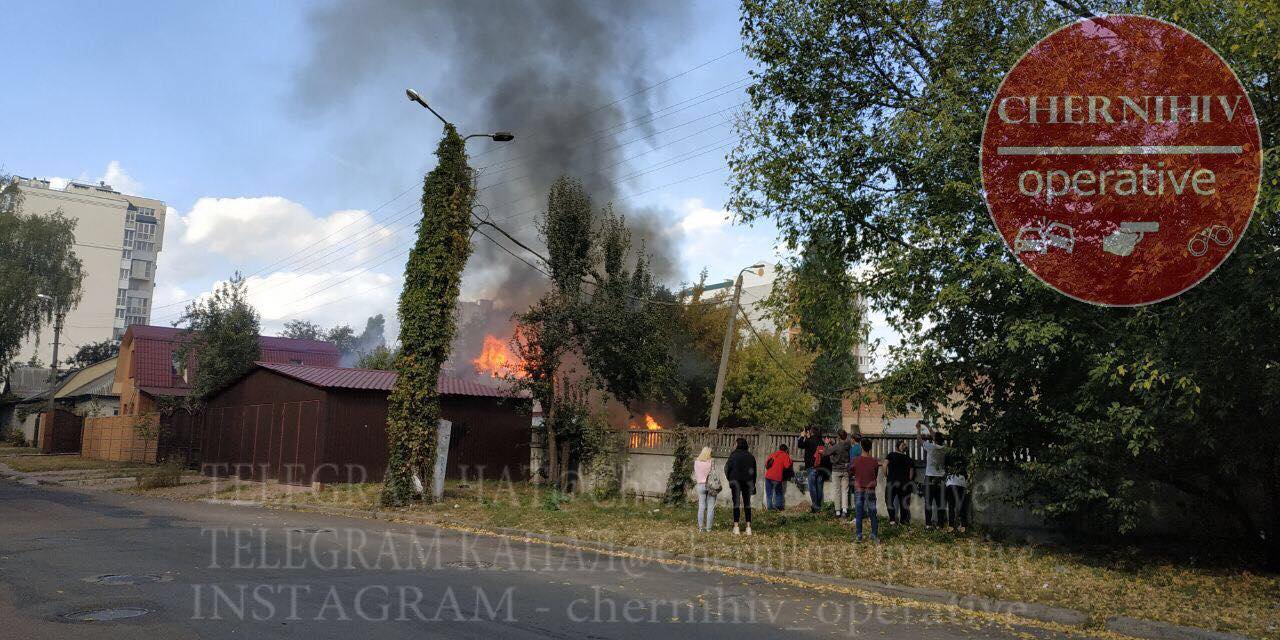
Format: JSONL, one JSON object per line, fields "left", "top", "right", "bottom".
{"left": 765, "top": 479, "right": 785, "bottom": 510}
{"left": 855, "top": 489, "right": 879, "bottom": 540}
{"left": 695, "top": 483, "right": 715, "bottom": 530}
{"left": 808, "top": 469, "right": 825, "bottom": 510}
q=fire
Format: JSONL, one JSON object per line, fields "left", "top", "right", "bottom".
{"left": 627, "top": 413, "right": 665, "bottom": 449}
{"left": 629, "top": 413, "right": 663, "bottom": 430}
{"left": 473, "top": 335, "right": 525, "bottom": 378}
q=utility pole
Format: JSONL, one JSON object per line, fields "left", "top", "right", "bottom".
{"left": 708, "top": 263, "right": 765, "bottom": 429}
{"left": 35, "top": 293, "right": 64, "bottom": 450}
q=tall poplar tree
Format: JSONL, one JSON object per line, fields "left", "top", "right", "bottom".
{"left": 382, "top": 125, "right": 475, "bottom": 506}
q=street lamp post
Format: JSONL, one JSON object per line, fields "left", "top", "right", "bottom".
{"left": 406, "top": 88, "right": 515, "bottom": 144}
{"left": 707, "top": 263, "right": 766, "bottom": 429}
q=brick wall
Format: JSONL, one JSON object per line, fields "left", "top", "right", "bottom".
{"left": 81, "top": 414, "right": 157, "bottom": 463}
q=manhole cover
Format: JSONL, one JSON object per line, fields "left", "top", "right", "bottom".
{"left": 85, "top": 574, "right": 167, "bottom": 585}
{"left": 444, "top": 560, "right": 494, "bottom": 569}
{"left": 291, "top": 528, "right": 335, "bottom": 534}
{"left": 64, "top": 607, "right": 151, "bottom": 621}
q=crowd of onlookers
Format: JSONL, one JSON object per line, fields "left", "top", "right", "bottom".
{"left": 691, "top": 421, "right": 970, "bottom": 542}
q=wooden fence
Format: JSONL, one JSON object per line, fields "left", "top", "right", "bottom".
{"left": 82, "top": 414, "right": 158, "bottom": 463}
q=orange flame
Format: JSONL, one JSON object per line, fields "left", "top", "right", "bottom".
{"left": 628, "top": 413, "right": 664, "bottom": 448}
{"left": 629, "top": 413, "right": 663, "bottom": 430}
{"left": 473, "top": 335, "right": 525, "bottom": 378}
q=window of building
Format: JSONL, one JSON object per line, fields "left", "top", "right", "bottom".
{"left": 136, "top": 222, "right": 156, "bottom": 238}
{"left": 130, "top": 259, "right": 154, "bottom": 279}
{"left": 133, "top": 241, "right": 154, "bottom": 253}
{"left": 116, "top": 289, "right": 127, "bottom": 306}
{"left": 119, "top": 268, "right": 130, "bottom": 280}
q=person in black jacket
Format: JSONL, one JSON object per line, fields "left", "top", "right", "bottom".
{"left": 724, "top": 437, "right": 757, "bottom": 535}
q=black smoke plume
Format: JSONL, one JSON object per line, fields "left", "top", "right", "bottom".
{"left": 293, "top": 0, "right": 694, "bottom": 378}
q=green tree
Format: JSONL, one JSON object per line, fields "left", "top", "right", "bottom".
{"left": 280, "top": 319, "right": 324, "bottom": 341}
{"left": 513, "top": 177, "right": 676, "bottom": 488}
{"left": 731, "top": 0, "right": 1280, "bottom": 565}
{"left": 768, "top": 231, "right": 866, "bottom": 430}
{"left": 513, "top": 177, "right": 595, "bottom": 489}
{"left": 663, "top": 425, "right": 694, "bottom": 504}
{"left": 0, "top": 175, "right": 84, "bottom": 372}
{"left": 382, "top": 124, "right": 475, "bottom": 507}
{"left": 174, "top": 272, "right": 261, "bottom": 402}
{"left": 661, "top": 270, "right": 734, "bottom": 426}
{"left": 324, "top": 324, "right": 356, "bottom": 356}
{"left": 355, "top": 345, "right": 398, "bottom": 370}
{"left": 723, "top": 331, "right": 816, "bottom": 430}
{"left": 65, "top": 339, "right": 119, "bottom": 369}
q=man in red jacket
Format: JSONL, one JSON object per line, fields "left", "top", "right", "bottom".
{"left": 851, "top": 445, "right": 883, "bottom": 542}
{"left": 764, "top": 444, "right": 793, "bottom": 511}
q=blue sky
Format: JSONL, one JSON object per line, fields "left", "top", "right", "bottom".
{"left": 0, "top": 1, "right": 892, "bottom": 369}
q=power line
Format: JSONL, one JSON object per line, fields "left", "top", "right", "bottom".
{"left": 154, "top": 48, "right": 746, "bottom": 324}
{"left": 468, "top": 47, "right": 742, "bottom": 164}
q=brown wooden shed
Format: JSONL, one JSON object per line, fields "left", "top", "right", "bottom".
{"left": 198, "top": 362, "right": 531, "bottom": 486}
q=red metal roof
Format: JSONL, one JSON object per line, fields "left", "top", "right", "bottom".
{"left": 125, "top": 324, "right": 340, "bottom": 391}
{"left": 254, "top": 361, "right": 524, "bottom": 398}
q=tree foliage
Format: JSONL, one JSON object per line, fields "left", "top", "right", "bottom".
{"left": 382, "top": 124, "right": 475, "bottom": 507}
{"left": 66, "top": 339, "right": 119, "bottom": 369}
{"left": 0, "top": 175, "right": 84, "bottom": 372}
{"left": 512, "top": 176, "right": 674, "bottom": 488}
{"left": 731, "top": 0, "right": 1280, "bottom": 565}
{"left": 767, "top": 231, "right": 866, "bottom": 430}
{"left": 174, "top": 272, "right": 261, "bottom": 402}
{"left": 723, "top": 330, "right": 816, "bottom": 431}
{"left": 660, "top": 271, "right": 734, "bottom": 426}
{"left": 280, "top": 319, "right": 325, "bottom": 341}
{"left": 355, "top": 345, "right": 398, "bottom": 370}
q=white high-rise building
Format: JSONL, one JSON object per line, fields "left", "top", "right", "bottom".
{"left": 13, "top": 177, "right": 166, "bottom": 365}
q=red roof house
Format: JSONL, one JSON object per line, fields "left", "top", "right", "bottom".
{"left": 113, "top": 325, "right": 340, "bottom": 416}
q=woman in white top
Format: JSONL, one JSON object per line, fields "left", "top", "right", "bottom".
{"left": 692, "top": 447, "right": 715, "bottom": 531}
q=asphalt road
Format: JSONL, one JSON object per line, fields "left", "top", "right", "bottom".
{"left": 0, "top": 480, "right": 1078, "bottom": 639}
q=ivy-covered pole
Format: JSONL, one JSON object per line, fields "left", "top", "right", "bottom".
{"left": 381, "top": 123, "right": 475, "bottom": 507}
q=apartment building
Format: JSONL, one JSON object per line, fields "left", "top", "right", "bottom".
{"left": 13, "top": 178, "right": 166, "bottom": 364}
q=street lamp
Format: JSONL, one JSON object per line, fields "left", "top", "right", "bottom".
{"left": 708, "top": 262, "right": 767, "bottom": 429}
{"left": 406, "top": 88, "right": 515, "bottom": 143}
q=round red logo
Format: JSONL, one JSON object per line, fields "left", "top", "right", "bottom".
{"left": 981, "top": 15, "right": 1262, "bottom": 306}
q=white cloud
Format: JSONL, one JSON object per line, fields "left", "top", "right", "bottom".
{"left": 675, "top": 197, "right": 730, "bottom": 233}
{"left": 173, "top": 196, "right": 399, "bottom": 268}
{"left": 42, "top": 161, "right": 144, "bottom": 195}
{"left": 673, "top": 198, "right": 782, "bottom": 285}
{"left": 101, "top": 161, "right": 143, "bottom": 195}
{"left": 166, "top": 270, "right": 402, "bottom": 339}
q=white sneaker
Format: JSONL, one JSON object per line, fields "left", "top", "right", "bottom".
{"left": 745, "top": 524, "right": 753, "bottom": 536}
{"left": 733, "top": 523, "right": 740, "bottom": 535}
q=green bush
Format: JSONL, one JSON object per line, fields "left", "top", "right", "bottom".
{"left": 540, "top": 488, "right": 571, "bottom": 512}
{"left": 135, "top": 462, "right": 183, "bottom": 489}
{"left": 3, "top": 428, "right": 27, "bottom": 447}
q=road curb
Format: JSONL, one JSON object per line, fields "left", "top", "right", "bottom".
{"left": 1105, "top": 616, "right": 1254, "bottom": 640}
